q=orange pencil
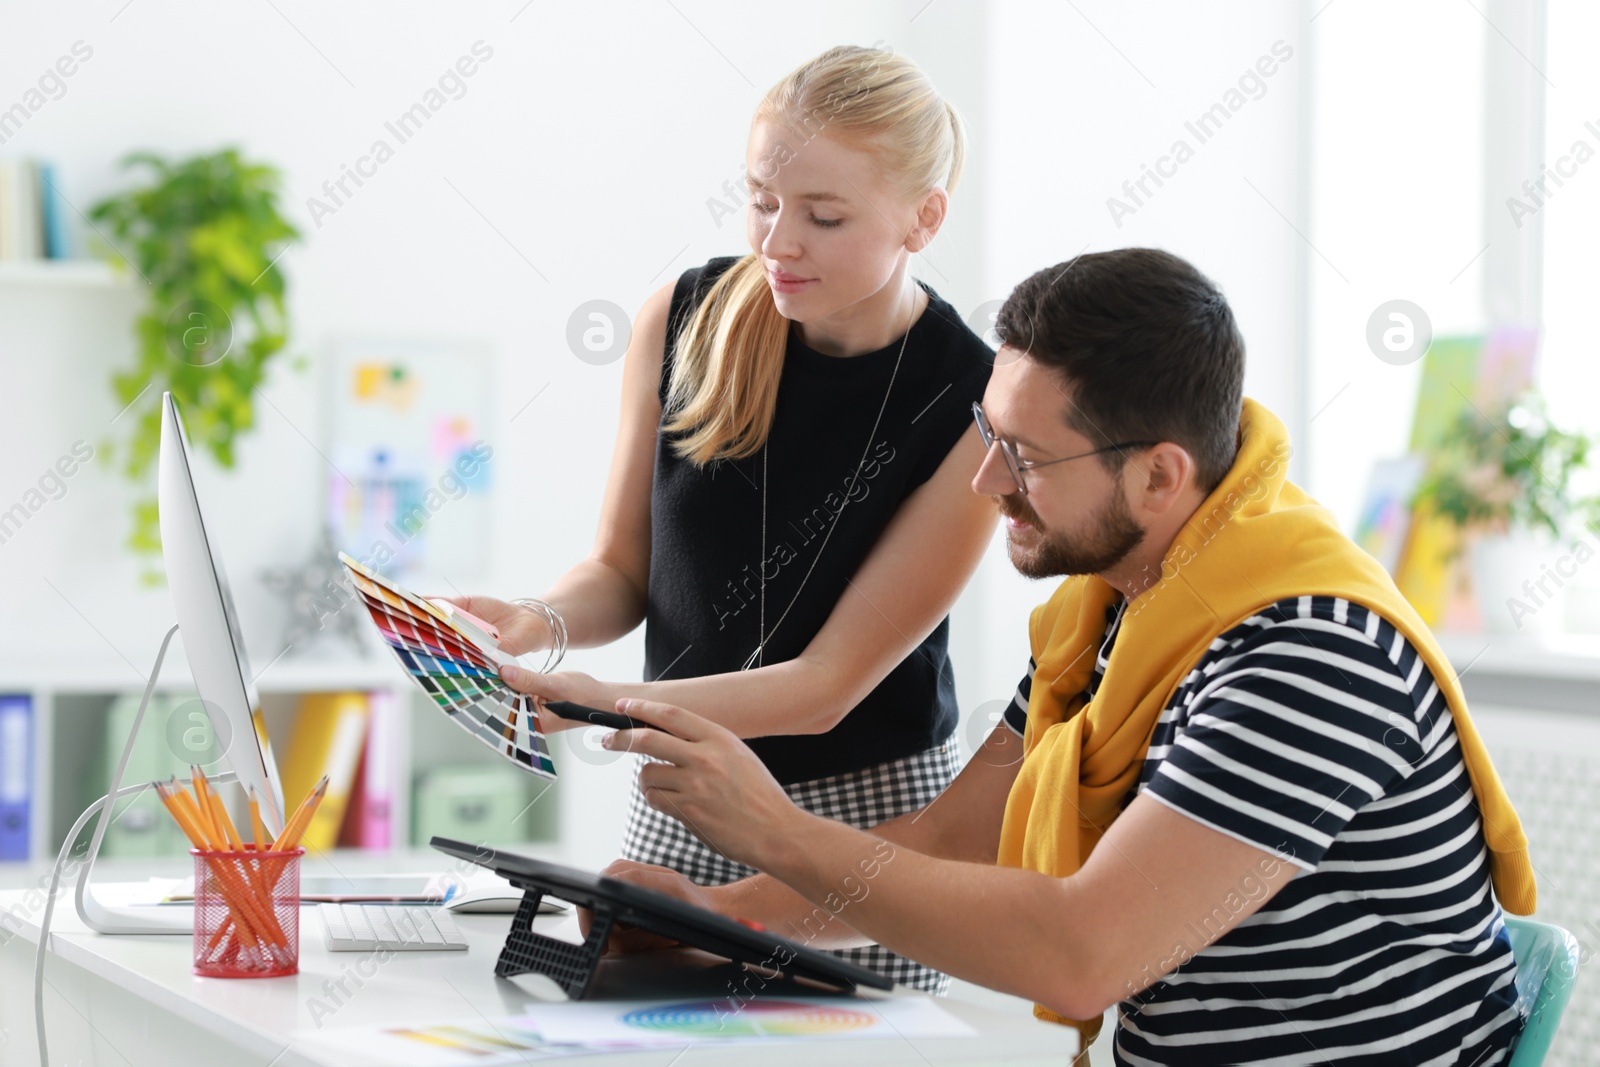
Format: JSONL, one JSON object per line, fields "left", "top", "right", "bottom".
{"left": 204, "top": 785, "right": 276, "bottom": 924}
{"left": 156, "top": 781, "right": 266, "bottom": 952}
{"left": 212, "top": 843, "right": 285, "bottom": 949}
{"left": 252, "top": 776, "right": 327, "bottom": 934}
{"left": 172, "top": 789, "right": 216, "bottom": 849}
{"left": 206, "top": 786, "right": 283, "bottom": 940}
{"left": 174, "top": 776, "right": 285, "bottom": 948}
{"left": 207, "top": 790, "right": 243, "bottom": 851}
{"left": 235, "top": 786, "right": 279, "bottom": 932}
{"left": 189, "top": 767, "right": 220, "bottom": 842}
{"left": 156, "top": 779, "right": 209, "bottom": 849}
{"left": 276, "top": 776, "right": 328, "bottom": 852}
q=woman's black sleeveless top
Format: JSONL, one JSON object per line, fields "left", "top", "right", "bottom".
{"left": 644, "top": 257, "right": 993, "bottom": 785}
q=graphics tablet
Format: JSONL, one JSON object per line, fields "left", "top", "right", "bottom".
{"left": 430, "top": 837, "right": 893, "bottom": 998}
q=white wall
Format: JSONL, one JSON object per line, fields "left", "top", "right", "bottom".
{"left": 966, "top": 1, "right": 1311, "bottom": 712}
{"left": 1538, "top": 0, "right": 1600, "bottom": 442}
{"left": 1302, "top": 0, "right": 1489, "bottom": 533}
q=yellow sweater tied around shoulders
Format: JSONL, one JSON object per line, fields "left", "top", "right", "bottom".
{"left": 996, "top": 398, "right": 1536, "bottom": 1043}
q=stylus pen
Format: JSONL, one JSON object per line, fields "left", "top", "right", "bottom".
{"left": 543, "top": 700, "right": 654, "bottom": 732}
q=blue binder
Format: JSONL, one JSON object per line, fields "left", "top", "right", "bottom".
{"left": 0, "top": 694, "right": 32, "bottom": 861}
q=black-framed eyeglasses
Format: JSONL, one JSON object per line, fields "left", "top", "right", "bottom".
{"left": 972, "top": 402, "right": 1156, "bottom": 496}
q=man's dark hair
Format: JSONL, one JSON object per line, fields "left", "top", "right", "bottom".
{"left": 995, "top": 248, "right": 1245, "bottom": 493}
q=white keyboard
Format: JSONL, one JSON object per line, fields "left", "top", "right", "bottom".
{"left": 318, "top": 903, "right": 468, "bottom": 952}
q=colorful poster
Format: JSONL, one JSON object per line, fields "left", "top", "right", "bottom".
{"left": 1407, "top": 335, "right": 1483, "bottom": 453}
{"left": 326, "top": 339, "right": 495, "bottom": 582}
{"left": 1354, "top": 456, "right": 1425, "bottom": 576}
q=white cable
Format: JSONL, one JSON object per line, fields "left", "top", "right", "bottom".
{"left": 31, "top": 623, "right": 235, "bottom": 1067}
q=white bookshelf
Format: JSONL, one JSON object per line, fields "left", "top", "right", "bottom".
{"left": 0, "top": 260, "right": 131, "bottom": 287}
{"left": 0, "top": 655, "right": 561, "bottom": 866}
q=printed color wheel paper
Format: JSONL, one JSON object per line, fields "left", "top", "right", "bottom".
{"left": 340, "top": 552, "right": 556, "bottom": 779}
{"left": 299, "top": 998, "right": 976, "bottom": 1066}
{"left": 530, "top": 996, "right": 977, "bottom": 1045}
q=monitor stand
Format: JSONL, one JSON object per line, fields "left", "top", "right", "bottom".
{"left": 68, "top": 623, "right": 237, "bottom": 934}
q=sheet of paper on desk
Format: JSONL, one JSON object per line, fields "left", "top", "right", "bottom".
{"left": 526, "top": 995, "right": 977, "bottom": 1045}
{"left": 299, "top": 997, "right": 975, "bottom": 1065}
{"left": 299, "top": 1019, "right": 581, "bottom": 1066}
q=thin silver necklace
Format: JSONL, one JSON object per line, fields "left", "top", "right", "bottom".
{"left": 741, "top": 286, "right": 919, "bottom": 671}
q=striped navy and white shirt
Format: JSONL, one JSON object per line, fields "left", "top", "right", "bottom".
{"left": 1003, "top": 595, "right": 1524, "bottom": 1065}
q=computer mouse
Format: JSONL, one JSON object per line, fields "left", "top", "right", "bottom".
{"left": 442, "top": 886, "right": 565, "bottom": 914}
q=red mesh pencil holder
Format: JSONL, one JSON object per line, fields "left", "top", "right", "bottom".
{"left": 191, "top": 846, "right": 303, "bottom": 978}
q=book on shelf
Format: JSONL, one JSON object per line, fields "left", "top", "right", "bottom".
{"left": 281, "top": 692, "right": 370, "bottom": 852}
{"left": 345, "top": 687, "right": 399, "bottom": 849}
{"left": 0, "top": 158, "right": 74, "bottom": 261}
{"left": 0, "top": 694, "right": 32, "bottom": 861}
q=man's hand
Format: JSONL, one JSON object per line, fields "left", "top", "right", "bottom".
{"left": 578, "top": 860, "right": 729, "bottom": 955}
{"left": 497, "top": 666, "right": 621, "bottom": 735}
{"left": 604, "top": 699, "right": 805, "bottom": 871}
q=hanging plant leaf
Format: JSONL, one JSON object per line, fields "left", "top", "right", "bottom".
{"left": 88, "top": 147, "right": 303, "bottom": 574}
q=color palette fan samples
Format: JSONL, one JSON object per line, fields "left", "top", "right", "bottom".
{"left": 339, "top": 553, "right": 556, "bottom": 779}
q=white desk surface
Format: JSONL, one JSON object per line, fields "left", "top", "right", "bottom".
{"left": 0, "top": 881, "right": 1077, "bottom": 1066}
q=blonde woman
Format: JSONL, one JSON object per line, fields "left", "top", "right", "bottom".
{"left": 463, "top": 45, "right": 995, "bottom": 991}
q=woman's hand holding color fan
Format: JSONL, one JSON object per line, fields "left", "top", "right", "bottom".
{"left": 342, "top": 554, "right": 558, "bottom": 779}
{"left": 432, "top": 594, "right": 599, "bottom": 734}
{"left": 435, "top": 594, "right": 553, "bottom": 656}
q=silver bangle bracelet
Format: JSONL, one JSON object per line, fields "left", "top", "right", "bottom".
{"left": 511, "top": 597, "right": 568, "bottom": 674}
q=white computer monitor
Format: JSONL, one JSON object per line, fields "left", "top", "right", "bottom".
{"left": 157, "top": 391, "right": 287, "bottom": 833}
{"left": 74, "top": 393, "right": 291, "bottom": 934}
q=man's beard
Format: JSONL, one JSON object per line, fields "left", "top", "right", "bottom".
{"left": 997, "top": 486, "right": 1145, "bottom": 579}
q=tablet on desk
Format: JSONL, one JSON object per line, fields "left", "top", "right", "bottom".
{"left": 430, "top": 836, "right": 893, "bottom": 997}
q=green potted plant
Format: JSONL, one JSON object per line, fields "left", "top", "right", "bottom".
{"left": 88, "top": 147, "right": 302, "bottom": 580}
{"left": 1410, "top": 393, "right": 1600, "bottom": 634}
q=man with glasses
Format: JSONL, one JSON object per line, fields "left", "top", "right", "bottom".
{"left": 597, "top": 248, "right": 1533, "bottom": 1065}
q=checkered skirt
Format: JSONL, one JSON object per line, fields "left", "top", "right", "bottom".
{"left": 620, "top": 738, "right": 961, "bottom": 994}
